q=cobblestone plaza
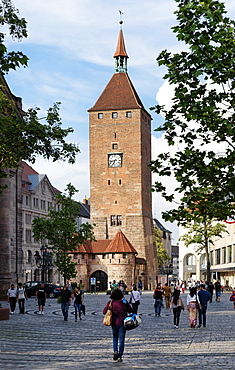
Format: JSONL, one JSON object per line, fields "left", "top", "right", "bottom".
{"left": 0, "top": 291, "right": 235, "bottom": 369}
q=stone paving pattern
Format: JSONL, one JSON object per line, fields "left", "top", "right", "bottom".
{"left": 0, "top": 291, "right": 235, "bottom": 369}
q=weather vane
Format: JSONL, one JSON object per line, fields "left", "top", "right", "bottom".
{"left": 119, "top": 10, "right": 124, "bottom": 25}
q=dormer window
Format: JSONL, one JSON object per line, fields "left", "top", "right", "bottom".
{"left": 98, "top": 113, "right": 103, "bottom": 119}
{"left": 112, "top": 112, "right": 118, "bottom": 119}
{"left": 126, "top": 111, "right": 132, "bottom": 118}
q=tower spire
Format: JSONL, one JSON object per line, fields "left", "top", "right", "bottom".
{"left": 113, "top": 11, "right": 128, "bottom": 73}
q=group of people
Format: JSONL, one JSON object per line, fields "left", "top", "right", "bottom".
{"left": 7, "top": 283, "right": 28, "bottom": 314}
{"left": 58, "top": 284, "right": 84, "bottom": 322}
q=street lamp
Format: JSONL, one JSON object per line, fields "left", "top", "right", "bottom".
{"left": 40, "top": 245, "right": 47, "bottom": 282}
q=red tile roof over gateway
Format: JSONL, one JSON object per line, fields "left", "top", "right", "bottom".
{"left": 77, "top": 231, "right": 137, "bottom": 254}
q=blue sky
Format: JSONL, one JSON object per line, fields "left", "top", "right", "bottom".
{"left": 5, "top": 0, "right": 235, "bottom": 242}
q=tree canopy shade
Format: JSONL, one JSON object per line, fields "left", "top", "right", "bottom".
{"left": 0, "top": 0, "right": 80, "bottom": 185}
{"left": 32, "top": 184, "right": 96, "bottom": 285}
{"left": 150, "top": 0, "right": 235, "bottom": 224}
{"left": 154, "top": 228, "right": 171, "bottom": 268}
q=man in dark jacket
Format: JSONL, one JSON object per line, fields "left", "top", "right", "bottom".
{"left": 61, "top": 284, "right": 71, "bottom": 321}
{"left": 197, "top": 284, "right": 210, "bottom": 327}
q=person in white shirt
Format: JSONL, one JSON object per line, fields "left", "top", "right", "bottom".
{"left": 17, "top": 282, "right": 28, "bottom": 314}
{"left": 130, "top": 285, "right": 141, "bottom": 314}
{"left": 7, "top": 284, "right": 17, "bottom": 314}
{"left": 186, "top": 287, "right": 201, "bottom": 328}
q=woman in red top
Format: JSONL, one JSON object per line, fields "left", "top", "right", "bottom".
{"left": 103, "top": 288, "right": 132, "bottom": 363}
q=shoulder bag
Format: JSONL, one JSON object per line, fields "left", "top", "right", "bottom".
{"left": 103, "top": 300, "right": 112, "bottom": 326}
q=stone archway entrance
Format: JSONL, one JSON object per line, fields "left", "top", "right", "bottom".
{"left": 90, "top": 270, "right": 108, "bottom": 292}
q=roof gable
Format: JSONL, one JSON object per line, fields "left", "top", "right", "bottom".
{"left": 104, "top": 230, "right": 137, "bottom": 254}
{"left": 88, "top": 73, "right": 146, "bottom": 112}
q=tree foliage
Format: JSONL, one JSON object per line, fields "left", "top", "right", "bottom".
{"left": 150, "top": 0, "right": 235, "bottom": 223}
{"left": 154, "top": 228, "right": 171, "bottom": 268}
{"left": 180, "top": 215, "right": 227, "bottom": 280}
{"left": 32, "top": 184, "right": 96, "bottom": 285}
{"left": 0, "top": 0, "right": 80, "bottom": 187}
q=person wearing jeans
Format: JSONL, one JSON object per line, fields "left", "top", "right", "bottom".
{"left": 72, "top": 286, "right": 83, "bottom": 321}
{"left": 170, "top": 289, "right": 184, "bottom": 328}
{"left": 153, "top": 287, "right": 164, "bottom": 316}
{"left": 103, "top": 288, "right": 132, "bottom": 363}
{"left": 197, "top": 284, "right": 210, "bottom": 327}
{"left": 60, "top": 284, "right": 71, "bottom": 321}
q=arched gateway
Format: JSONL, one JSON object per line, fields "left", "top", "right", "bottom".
{"left": 90, "top": 270, "right": 108, "bottom": 292}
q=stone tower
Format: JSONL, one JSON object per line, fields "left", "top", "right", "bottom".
{"left": 88, "top": 20, "right": 157, "bottom": 289}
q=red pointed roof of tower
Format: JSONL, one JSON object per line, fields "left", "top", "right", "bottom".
{"left": 113, "top": 29, "right": 128, "bottom": 58}
{"left": 104, "top": 230, "right": 137, "bottom": 254}
{"left": 88, "top": 73, "right": 146, "bottom": 112}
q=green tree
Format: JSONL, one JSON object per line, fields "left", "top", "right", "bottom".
{"left": 154, "top": 228, "right": 171, "bottom": 268}
{"left": 180, "top": 216, "right": 227, "bottom": 281}
{"left": 150, "top": 0, "right": 235, "bottom": 222}
{"left": 32, "top": 183, "right": 96, "bottom": 285}
{"left": 0, "top": 1, "right": 79, "bottom": 189}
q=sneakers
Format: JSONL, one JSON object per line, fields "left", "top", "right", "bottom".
{"left": 113, "top": 352, "right": 118, "bottom": 361}
{"left": 41, "top": 311, "right": 44, "bottom": 315}
{"left": 176, "top": 326, "right": 179, "bottom": 329}
{"left": 118, "top": 358, "right": 123, "bottom": 362}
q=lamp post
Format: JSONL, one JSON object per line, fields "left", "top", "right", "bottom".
{"left": 40, "top": 245, "right": 47, "bottom": 282}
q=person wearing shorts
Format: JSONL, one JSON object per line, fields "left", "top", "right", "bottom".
{"left": 36, "top": 283, "right": 47, "bottom": 314}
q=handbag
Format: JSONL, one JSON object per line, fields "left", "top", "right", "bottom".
{"left": 57, "top": 296, "right": 62, "bottom": 304}
{"left": 103, "top": 301, "right": 112, "bottom": 326}
{"left": 81, "top": 304, "right": 86, "bottom": 315}
{"left": 177, "top": 298, "right": 184, "bottom": 310}
{"left": 124, "top": 313, "right": 141, "bottom": 330}
{"left": 229, "top": 294, "right": 235, "bottom": 301}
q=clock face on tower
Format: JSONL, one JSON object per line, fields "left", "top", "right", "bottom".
{"left": 108, "top": 153, "right": 122, "bottom": 168}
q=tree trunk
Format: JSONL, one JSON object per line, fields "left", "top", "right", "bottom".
{"left": 205, "top": 239, "right": 211, "bottom": 282}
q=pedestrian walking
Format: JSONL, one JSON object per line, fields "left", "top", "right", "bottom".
{"left": 72, "top": 286, "right": 84, "bottom": 321}
{"left": 163, "top": 283, "right": 171, "bottom": 308}
{"left": 7, "top": 284, "right": 17, "bottom": 314}
{"left": 36, "top": 283, "right": 46, "bottom": 315}
{"left": 197, "top": 284, "right": 210, "bottom": 328}
{"left": 129, "top": 285, "right": 141, "bottom": 314}
{"left": 181, "top": 281, "right": 186, "bottom": 294}
{"left": 17, "top": 282, "right": 27, "bottom": 314}
{"left": 153, "top": 286, "right": 164, "bottom": 316}
{"left": 208, "top": 282, "right": 214, "bottom": 302}
{"left": 61, "top": 284, "right": 72, "bottom": 321}
{"left": 186, "top": 287, "right": 201, "bottom": 328}
{"left": 229, "top": 288, "right": 235, "bottom": 309}
{"left": 170, "top": 289, "right": 184, "bottom": 328}
{"left": 138, "top": 279, "right": 143, "bottom": 295}
{"left": 103, "top": 288, "right": 132, "bottom": 363}
{"left": 214, "top": 280, "right": 222, "bottom": 301}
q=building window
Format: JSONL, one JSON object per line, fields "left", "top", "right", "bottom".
{"left": 126, "top": 111, "right": 132, "bottom": 118}
{"left": 41, "top": 200, "right": 46, "bottom": 209}
{"left": 111, "top": 215, "right": 116, "bottom": 226}
{"left": 228, "top": 245, "right": 232, "bottom": 263}
{"left": 25, "top": 196, "right": 29, "bottom": 206}
{"left": 222, "top": 247, "right": 226, "bottom": 264}
{"left": 117, "top": 215, "right": 122, "bottom": 226}
{"left": 216, "top": 249, "right": 220, "bottom": 265}
{"left": 112, "top": 112, "right": 118, "bottom": 119}
{"left": 114, "top": 132, "right": 117, "bottom": 139}
{"left": 119, "top": 179, "right": 122, "bottom": 185}
{"left": 112, "top": 143, "right": 118, "bottom": 150}
{"left": 98, "top": 113, "right": 103, "bottom": 119}
{"left": 123, "top": 253, "right": 127, "bottom": 259}
{"left": 92, "top": 254, "right": 96, "bottom": 260}
{"left": 48, "top": 202, "right": 53, "bottom": 211}
{"left": 81, "top": 254, "right": 84, "bottom": 259}
{"left": 186, "top": 254, "right": 196, "bottom": 266}
{"left": 33, "top": 198, "right": 38, "bottom": 208}
{"left": 25, "top": 214, "right": 31, "bottom": 224}
{"left": 26, "top": 250, "right": 32, "bottom": 263}
{"left": 25, "top": 229, "right": 32, "bottom": 242}
{"left": 112, "top": 253, "right": 115, "bottom": 259}
{"left": 108, "top": 180, "right": 111, "bottom": 185}
{"left": 73, "top": 253, "right": 78, "bottom": 259}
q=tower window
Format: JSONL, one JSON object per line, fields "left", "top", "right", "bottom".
{"left": 114, "top": 132, "right": 117, "bottom": 139}
{"left": 108, "top": 180, "right": 111, "bottom": 185}
{"left": 126, "top": 111, "right": 132, "bottom": 118}
{"left": 112, "top": 112, "right": 118, "bottom": 119}
{"left": 112, "top": 143, "right": 118, "bottom": 150}
{"left": 98, "top": 113, "right": 103, "bottom": 119}
{"left": 111, "top": 215, "right": 116, "bottom": 226}
{"left": 123, "top": 253, "right": 127, "bottom": 259}
{"left": 117, "top": 215, "right": 122, "bottom": 226}
{"left": 119, "top": 179, "right": 122, "bottom": 185}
